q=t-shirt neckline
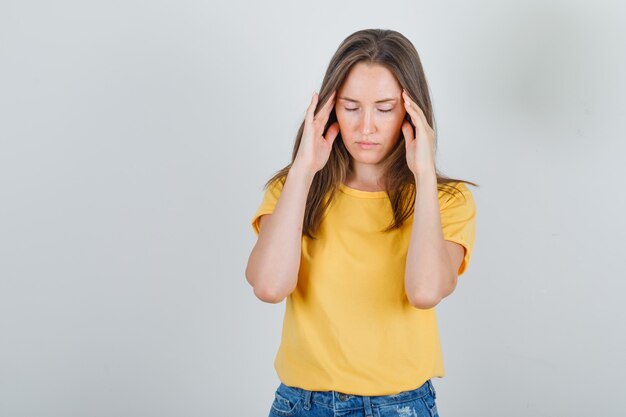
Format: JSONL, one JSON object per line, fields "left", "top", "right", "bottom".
{"left": 339, "top": 183, "right": 388, "bottom": 199}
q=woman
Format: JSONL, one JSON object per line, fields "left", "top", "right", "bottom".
{"left": 247, "top": 28, "right": 477, "bottom": 417}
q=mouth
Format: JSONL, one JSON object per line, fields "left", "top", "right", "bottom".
{"left": 356, "top": 142, "right": 379, "bottom": 149}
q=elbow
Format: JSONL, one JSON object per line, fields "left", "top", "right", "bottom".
{"left": 246, "top": 268, "right": 290, "bottom": 304}
{"left": 245, "top": 254, "right": 296, "bottom": 304}
{"left": 253, "top": 284, "right": 286, "bottom": 304}
{"left": 408, "top": 272, "right": 458, "bottom": 309}
{"left": 408, "top": 291, "right": 441, "bottom": 310}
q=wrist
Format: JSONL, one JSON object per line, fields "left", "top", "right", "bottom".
{"left": 289, "top": 162, "right": 317, "bottom": 183}
{"left": 414, "top": 169, "right": 437, "bottom": 184}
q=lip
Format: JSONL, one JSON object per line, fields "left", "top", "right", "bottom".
{"left": 356, "top": 142, "right": 378, "bottom": 149}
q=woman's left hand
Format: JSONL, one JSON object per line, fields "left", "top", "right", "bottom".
{"left": 401, "top": 89, "right": 436, "bottom": 178}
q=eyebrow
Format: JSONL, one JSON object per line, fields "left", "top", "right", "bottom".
{"left": 338, "top": 96, "right": 398, "bottom": 104}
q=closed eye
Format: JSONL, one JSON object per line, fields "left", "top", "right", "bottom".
{"left": 345, "top": 108, "right": 392, "bottom": 113}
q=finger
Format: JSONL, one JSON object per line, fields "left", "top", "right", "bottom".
{"left": 404, "top": 100, "right": 426, "bottom": 137}
{"left": 324, "top": 90, "right": 337, "bottom": 113}
{"left": 305, "top": 92, "right": 319, "bottom": 125}
{"left": 324, "top": 121, "right": 340, "bottom": 145}
{"left": 401, "top": 120, "right": 414, "bottom": 141}
{"left": 315, "top": 90, "right": 336, "bottom": 121}
{"left": 402, "top": 90, "right": 427, "bottom": 130}
{"left": 402, "top": 89, "right": 426, "bottom": 120}
{"left": 402, "top": 91, "right": 420, "bottom": 123}
{"left": 403, "top": 101, "right": 421, "bottom": 134}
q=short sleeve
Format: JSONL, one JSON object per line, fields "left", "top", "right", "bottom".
{"left": 250, "top": 178, "right": 285, "bottom": 236}
{"left": 439, "top": 182, "right": 476, "bottom": 276}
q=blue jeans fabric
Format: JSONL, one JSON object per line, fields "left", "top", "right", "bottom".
{"left": 268, "top": 379, "right": 439, "bottom": 417}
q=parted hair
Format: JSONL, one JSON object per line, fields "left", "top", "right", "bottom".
{"left": 263, "top": 28, "right": 478, "bottom": 240}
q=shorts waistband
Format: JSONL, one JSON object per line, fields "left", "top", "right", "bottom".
{"left": 278, "top": 379, "right": 436, "bottom": 412}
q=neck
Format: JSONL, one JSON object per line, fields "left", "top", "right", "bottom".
{"left": 346, "top": 160, "right": 385, "bottom": 188}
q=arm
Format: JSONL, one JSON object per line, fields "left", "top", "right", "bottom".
{"left": 245, "top": 164, "right": 314, "bottom": 304}
{"left": 400, "top": 89, "right": 461, "bottom": 309}
{"left": 404, "top": 172, "right": 463, "bottom": 309}
{"left": 246, "top": 90, "right": 339, "bottom": 304}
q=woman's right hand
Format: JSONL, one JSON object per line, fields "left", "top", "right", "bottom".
{"left": 292, "top": 91, "right": 340, "bottom": 175}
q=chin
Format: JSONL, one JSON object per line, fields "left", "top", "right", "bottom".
{"left": 348, "top": 152, "right": 384, "bottom": 165}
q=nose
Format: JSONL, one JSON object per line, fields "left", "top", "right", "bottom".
{"left": 360, "top": 110, "right": 376, "bottom": 136}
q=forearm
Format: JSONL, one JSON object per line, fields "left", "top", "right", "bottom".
{"left": 404, "top": 172, "right": 456, "bottom": 309}
{"left": 246, "top": 164, "right": 314, "bottom": 302}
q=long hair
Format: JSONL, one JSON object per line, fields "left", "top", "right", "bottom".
{"left": 263, "top": 28, "right": 479, "bottom": 239}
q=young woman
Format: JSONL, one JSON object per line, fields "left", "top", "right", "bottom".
{"left": 246, "top": 28, "right": 477, "bottom": 417}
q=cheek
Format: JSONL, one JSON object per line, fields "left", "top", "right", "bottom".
{"left": 335, "top": 111, "right": 356, "bottom": 130}
{"left": 386, "top": 110, "right": 407, "bottom": 125}
{"left": 381, "top": 114, "right": 405, "bottom": 131}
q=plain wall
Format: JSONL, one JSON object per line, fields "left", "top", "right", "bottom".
{"left": 1, "top": 0, "right": 625, "bottom": 416}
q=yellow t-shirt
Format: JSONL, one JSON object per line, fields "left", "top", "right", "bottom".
{"left": 250, "top": 177, "right": 476, "bottom": 396}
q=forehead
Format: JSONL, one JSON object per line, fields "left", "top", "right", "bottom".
{"left": 338, "top": 62, "right": 401, "bottom": 100}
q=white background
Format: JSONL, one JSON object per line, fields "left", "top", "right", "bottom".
{"left": 1, "top": 0, "right": 625, "bottom": 416}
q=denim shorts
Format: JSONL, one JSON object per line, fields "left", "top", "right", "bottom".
{"left": 268, "top": 379, "right": 439, "bottom": 417}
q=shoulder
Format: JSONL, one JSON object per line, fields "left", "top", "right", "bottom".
{"left": 437, "top": 182, "right": 476, "bottom": 224}
{"left": 269, "top": 175, "right": 286, "bottom": 190}
{"left": 262, "top": 176, "right": 286, "bottom": 200}
{"left": 438, "top": 181, "right": 473, "bottom": 206}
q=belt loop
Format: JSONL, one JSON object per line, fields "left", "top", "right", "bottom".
{"left": 302, "top": 388, "right": 312, "bottom": 410}
{"left": 362, "top": 395, "right": 373, "bottom": 417}
{"left": 428, "top": 380, "right": 436, "bottom": 399}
